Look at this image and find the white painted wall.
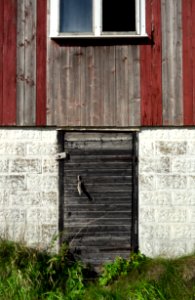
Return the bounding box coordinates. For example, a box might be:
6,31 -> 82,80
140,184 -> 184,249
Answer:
139,129 -> 195,257
0,128 -> 59,250
1,127 -> 195,258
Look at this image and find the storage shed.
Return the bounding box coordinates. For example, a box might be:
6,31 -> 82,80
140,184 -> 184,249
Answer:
0,0 -> 195,264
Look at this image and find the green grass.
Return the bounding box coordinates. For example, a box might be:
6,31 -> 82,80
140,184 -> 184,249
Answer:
0,239 -> 195,299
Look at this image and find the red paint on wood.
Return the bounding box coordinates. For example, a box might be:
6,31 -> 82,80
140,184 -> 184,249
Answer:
2,0 -> 17,125
36,0 -> 47,125
183,0 -> 195,125
140,0 -> 162,126
0,0 -> 4,124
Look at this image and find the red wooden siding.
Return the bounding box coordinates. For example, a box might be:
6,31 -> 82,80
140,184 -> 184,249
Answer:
1,0 -> 17,125
183,0 -> 195,125
0,0 -> 3,124
140,0 -> 162,126
36,0 -> 47,126
1,0 -> 195,127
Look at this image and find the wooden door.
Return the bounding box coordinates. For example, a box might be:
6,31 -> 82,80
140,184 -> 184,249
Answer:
63,132 -> 138,266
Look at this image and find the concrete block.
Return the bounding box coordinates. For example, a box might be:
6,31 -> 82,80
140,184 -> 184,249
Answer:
156,141 -> 187,156
172,191 -> 192,206
139,207 -> 155,222
10,192 -> 42,206
9,159 -> 42,174
27,143 -> 58,155
41,130 -> 57,142
157,208 -> 187,223
0,160 -> 9,173
5,176 -> 26,191
42,192 -> 58,206
139,175 -> 155,191
139,157 -> 170,173
43,159 -> 58,173
171,224 -> 192,240
0,143 -> 26,156
139,140 -> 155,157
140,191 -> 172,206
156,175 -> 187,189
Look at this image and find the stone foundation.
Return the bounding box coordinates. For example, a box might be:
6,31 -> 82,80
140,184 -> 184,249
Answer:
139,129 -> 195,257
0,128 -> 59,250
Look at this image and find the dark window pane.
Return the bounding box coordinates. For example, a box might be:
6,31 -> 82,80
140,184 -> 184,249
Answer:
60,0 -> 92,33
103,0 -> 135,32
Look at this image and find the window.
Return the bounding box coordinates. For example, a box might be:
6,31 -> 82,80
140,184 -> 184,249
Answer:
50,0 -> 146,38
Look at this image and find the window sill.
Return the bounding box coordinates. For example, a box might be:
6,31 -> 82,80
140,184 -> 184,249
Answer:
50,33 -> 148,39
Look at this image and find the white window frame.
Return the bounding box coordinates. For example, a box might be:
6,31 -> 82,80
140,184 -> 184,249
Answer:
50,0 -> 146,38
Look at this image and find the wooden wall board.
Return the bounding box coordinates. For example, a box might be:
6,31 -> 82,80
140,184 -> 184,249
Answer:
162,0 -> 183,125
183,0 -> 195,125
16,0 -> 25,125
0,0 -> 4,124
3,0 -> 17,125
36,0 -> 47,125
100,46 -> 117,126
140,0 -> 162,126
16,0 -> 36,125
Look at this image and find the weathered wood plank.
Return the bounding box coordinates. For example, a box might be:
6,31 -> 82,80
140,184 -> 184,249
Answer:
64,204 -> 132,212
47,1 -> 60,126
183,0 -> 195,125
17,0 -> 36,125
3,0 -> 17,125
141,0 -> 162,126
115,45 -> 140,126
130,46 -> 141,126
65,163 -> 132,170
16,0 -> 25,125
24,0 -> 36,125
116,45 -> 129,126
90,46 -> 104,126
69,237 -> 131,247
162,0 -> 183,125
65,211 -> 132,219
64,169 -> 132,177
36,0 -> 47,125
102,46 -> 116,126
0,0 -> 3,124
64,219 -> 131,226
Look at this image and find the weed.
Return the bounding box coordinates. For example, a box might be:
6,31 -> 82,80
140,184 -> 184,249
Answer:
99,251 -> 147,286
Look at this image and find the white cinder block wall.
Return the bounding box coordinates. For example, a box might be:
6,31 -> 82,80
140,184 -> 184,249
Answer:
0,129 -> 59,250
2,127 -> 195,258
139,129 -> 195,257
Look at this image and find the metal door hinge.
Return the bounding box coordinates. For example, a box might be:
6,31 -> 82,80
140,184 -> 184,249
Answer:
55,152 -> 68,160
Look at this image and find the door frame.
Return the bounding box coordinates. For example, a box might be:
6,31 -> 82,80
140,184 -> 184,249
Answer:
57,129 -> 139,253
